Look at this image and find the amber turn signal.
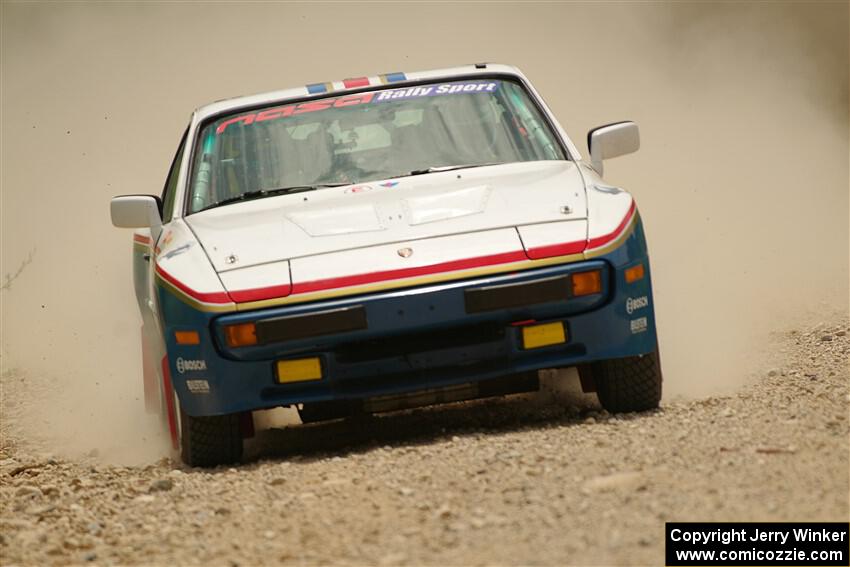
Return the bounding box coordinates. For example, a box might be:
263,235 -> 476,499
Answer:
174,330 -> 200,345
224,322 -> 257,348
625,263 -> 645,284
571,270 -> 602,296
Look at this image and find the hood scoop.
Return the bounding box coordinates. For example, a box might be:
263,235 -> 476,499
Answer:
403,185 -> 490,225
285,203 -> 384,236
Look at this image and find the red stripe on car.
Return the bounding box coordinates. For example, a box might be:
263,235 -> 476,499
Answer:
161,356 -> 179,451
155,264 -> 232,304
292,250 -> 529,295
227,284 -> 292,303
343,77 -> 370,88
525,239 -> 586,260
586,200 -> 637,250
520,200 -> 636,260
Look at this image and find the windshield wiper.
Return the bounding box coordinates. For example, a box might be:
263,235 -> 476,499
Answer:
202,183 -> 347,211
389,162 -> 504,179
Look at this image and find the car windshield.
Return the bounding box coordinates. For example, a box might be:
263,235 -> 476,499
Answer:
187,78 -> 567,213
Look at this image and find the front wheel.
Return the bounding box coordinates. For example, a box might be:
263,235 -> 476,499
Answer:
178,406 -> 243,467
590,349 -> 662,413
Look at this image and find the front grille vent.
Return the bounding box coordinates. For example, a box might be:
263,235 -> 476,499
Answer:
334,322 -> 505,363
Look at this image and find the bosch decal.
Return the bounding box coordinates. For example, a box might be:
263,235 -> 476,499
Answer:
626,296 -> 649,315
176,357 -> 207,374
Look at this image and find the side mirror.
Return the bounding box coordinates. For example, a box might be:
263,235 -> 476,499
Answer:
111,195 -> 163,240
587,121 -> 640,176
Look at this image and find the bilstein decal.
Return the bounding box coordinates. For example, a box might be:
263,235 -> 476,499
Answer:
630,317 -> 648,334
186,379 -> 210,394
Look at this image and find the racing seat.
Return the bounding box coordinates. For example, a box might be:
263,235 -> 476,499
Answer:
275,128 -> 335,185
389,107 -> 458,173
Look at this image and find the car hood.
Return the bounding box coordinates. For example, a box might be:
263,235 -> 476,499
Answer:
186,160 -> 588,276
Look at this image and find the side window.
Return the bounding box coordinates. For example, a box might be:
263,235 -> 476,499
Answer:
161,130 -> 188,223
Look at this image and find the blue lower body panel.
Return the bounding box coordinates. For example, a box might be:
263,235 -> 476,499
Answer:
160,220 -> 658,417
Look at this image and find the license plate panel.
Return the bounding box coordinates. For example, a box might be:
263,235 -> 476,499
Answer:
521,322 -> 566,349
276,357 -> 323,383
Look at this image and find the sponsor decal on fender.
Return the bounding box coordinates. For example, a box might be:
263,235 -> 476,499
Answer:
626,295 -> 649,315
186,379 -> 210,394
176,357 -> 207,374
630,317 -> 648,334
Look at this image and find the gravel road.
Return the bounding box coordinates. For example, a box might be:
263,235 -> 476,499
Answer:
2,319 -> 848,566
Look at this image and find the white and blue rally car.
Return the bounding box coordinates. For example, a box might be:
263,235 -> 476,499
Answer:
111,64 -> 661,467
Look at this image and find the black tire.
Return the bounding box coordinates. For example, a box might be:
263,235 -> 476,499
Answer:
179,406 -> 243,467
591,349 -> 662,413
297,401 -> 356,424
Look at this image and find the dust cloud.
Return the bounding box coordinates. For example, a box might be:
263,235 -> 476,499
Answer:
1,3 -> 847,463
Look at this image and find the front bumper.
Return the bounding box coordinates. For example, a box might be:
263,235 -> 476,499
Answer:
159,220 -> 657,417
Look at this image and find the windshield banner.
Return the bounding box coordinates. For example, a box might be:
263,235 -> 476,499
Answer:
372,81 -> 500,103
215,81 -> 501,135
